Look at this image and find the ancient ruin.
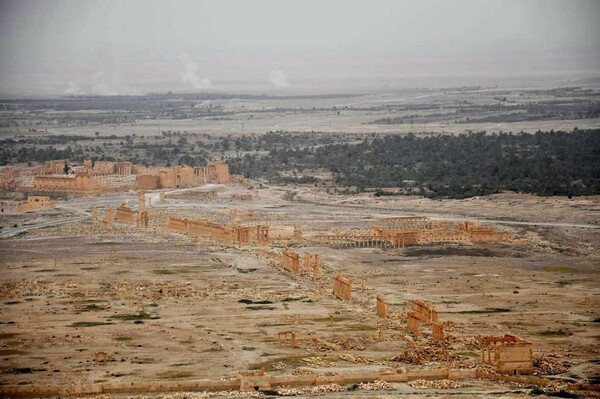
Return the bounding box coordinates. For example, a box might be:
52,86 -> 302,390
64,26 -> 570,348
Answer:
277,331 -> 298,348
282,247 -> 301,274
0,158 -> 594,398
411,300 -> 438,325
481,335 -> 534,374
407,311 -> 421,336
303,251 -> 321,280
114,204 -> 136,223
432,322 -> 445,342
376,295 -> 389,318
166,216 -> 269,247
332,273 -> 352,300
0,159 -> 236,194
0,195 -> 55,214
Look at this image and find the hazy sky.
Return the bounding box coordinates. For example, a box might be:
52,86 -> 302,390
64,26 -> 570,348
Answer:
1,0 -> 599,95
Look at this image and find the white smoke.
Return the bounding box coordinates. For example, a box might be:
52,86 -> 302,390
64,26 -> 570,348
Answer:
92,72 -> 119,95
64,81 -> 85,95
268,70 -> 290,88
178,54 -> 211,90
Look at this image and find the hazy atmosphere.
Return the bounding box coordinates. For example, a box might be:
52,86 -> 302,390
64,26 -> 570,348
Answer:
1,0 -> 599,96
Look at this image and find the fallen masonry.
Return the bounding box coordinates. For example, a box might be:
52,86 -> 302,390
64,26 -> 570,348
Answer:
0,367 -> 481,397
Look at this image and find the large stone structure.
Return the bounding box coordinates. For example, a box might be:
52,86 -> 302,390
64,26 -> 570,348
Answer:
432,322 -> 445,342
333,274 -> 352,300
0,367 -> 479,397
159,166 -> 195,188
136,175 -> 160,190
33,172 -> 97,192
462,221 -> 508,243
366,217 -> 508,246
407,311 -> 421,336
411,300 -> 438,325
480,335 -> 533,374
196,161 -> 230,184
114,204 -> 136,223
304,252 -> 321,280
4,159 -> 235,194
282,248 -> 300,274
0,196 -> 55,215
166,216 -> 269,247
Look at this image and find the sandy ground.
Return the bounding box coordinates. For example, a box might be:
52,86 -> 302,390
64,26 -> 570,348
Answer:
0,184 -> 599,397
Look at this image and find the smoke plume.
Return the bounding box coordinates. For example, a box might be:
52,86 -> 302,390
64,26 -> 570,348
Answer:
179,54 -> 212,90
268,70 -> 290,88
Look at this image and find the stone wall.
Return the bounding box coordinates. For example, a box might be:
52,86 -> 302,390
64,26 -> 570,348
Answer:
333,274 -> 352,300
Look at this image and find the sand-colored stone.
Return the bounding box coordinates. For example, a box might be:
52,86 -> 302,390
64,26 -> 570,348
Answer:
333,273 -> 352,300
0,196 -> 55,215
376,295 -> 388,318
481,334 -> 533,374
282,248 -> 300,274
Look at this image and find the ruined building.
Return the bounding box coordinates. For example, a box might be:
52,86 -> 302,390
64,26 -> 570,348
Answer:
195,161 -> 230,184
370,217 -> 507,245
0,196 -> 55,215
481,334 -> 533,374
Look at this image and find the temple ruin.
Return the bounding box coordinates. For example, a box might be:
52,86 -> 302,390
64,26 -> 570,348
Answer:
0,195 -> 55,215
480,335 -> 534,374
0,159 -> 237,194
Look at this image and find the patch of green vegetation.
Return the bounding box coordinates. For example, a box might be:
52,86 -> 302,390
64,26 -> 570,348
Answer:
4,301 -> 20,305
257,322 -> 288,327
131,357 -> 156,364
80,303 -> 108,312
115,270 -> 130,275
345,324 -> 377,332
114,335 -> 132,342
536,329 -> 572,337
499,321 -> 531,329
0,332 -> 19,340
545,265 -> 576,273
69,321 -> 114,328
0,349 -> 27,356
34,269 -> 58,273
3,367 -> 46,374
152,269 -> 175,275
455,308 -> 512,314
112,311 -> 156,321
157,371 -> 194,379
282,296 -> 307,302
54,273 -> 77,277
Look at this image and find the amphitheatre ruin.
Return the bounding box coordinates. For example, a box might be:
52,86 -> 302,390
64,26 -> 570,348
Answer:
0,157 -> 598,398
